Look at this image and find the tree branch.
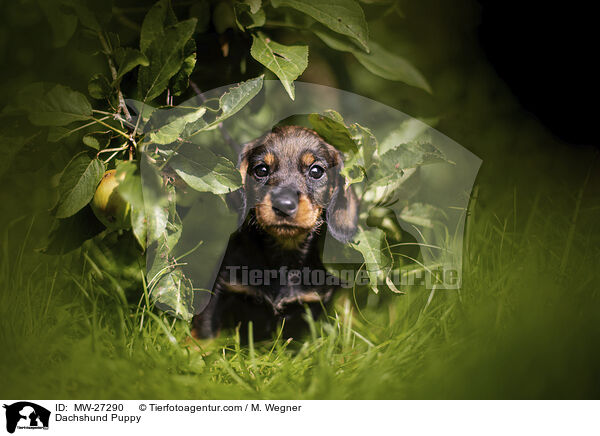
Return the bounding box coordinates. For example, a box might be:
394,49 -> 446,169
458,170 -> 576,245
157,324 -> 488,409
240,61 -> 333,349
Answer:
98,32 -> 132,122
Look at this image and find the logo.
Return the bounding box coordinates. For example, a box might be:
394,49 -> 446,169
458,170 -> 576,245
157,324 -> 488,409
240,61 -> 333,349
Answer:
3,402 -> 50,434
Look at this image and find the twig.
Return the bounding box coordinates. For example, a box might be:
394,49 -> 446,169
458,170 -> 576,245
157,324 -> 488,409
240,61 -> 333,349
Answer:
97,144 -> 129,156
97,31 -> 132,121
90,117 -> 130,140
93,109 -> 136,130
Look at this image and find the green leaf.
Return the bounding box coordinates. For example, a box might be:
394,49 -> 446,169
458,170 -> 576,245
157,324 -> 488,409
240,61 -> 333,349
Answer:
40,206 -> 105,255
309,110 -> 370,185
313,28 -> 430,92
379,117 -> 438,155
213,2 -> 236,33
250,33 -> 308,100
245,0 -> 262,14
235,2 -> 266,29
339,151 -> 366,185
189,0 -> 211,33
170,151 -> 242,194
378,142 -> 446,175
353,41 -> 431,92
149,107 -> 206,144
118,160 -> 179,251
152,185 -> 181,251
145,181 -> 192,320
138,18 -> 197,102
218,76 -> 264,122
351,228 -> 393,293
88,74 -> 113,100
55,152 -> 106,218
362,167 -> 416,205
186,76 -> 264,135
169,38 -> 196,96
47,125 -> 89,143
136,159 -> 170,248
150,267 -> 194,321
140,0 -> 178,53
62,0 -> 113,32
0,132 -> 38,179
351,122 -> 377,169
363,142 -> 447,203
20,84 -> 93,126
37,0 -> 77,48
63,0 -> 99,31
398,203 -> 445,229
144,200 -> 169,248
272,0 -> 369,51
82,132 -> 111,150
115,48 -> 149,81
308,110 -> 357,153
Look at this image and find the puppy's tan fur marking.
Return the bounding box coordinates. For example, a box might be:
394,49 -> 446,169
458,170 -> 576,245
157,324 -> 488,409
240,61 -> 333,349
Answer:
255,193 -> 322,249
255,193 -> 276,226
223,282 -> 256,296
239,126 -> 357,250
264,152 -> 276,166
239,159 -> 248,184
301,152 -> 316,167
295,194 -> 321,229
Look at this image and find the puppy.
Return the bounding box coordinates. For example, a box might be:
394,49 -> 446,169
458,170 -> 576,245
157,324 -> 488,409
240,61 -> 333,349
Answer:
191,125 -> 358,339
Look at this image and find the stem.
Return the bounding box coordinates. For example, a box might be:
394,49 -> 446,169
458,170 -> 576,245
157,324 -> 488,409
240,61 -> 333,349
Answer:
97,145 -> 129,155
58,117 -> 110,139
90,117 -> 130,140
263,20 -> 306,30
97,31 -> 132,121
103,149 -> 124,164
93,110 -> 136,130
98,143 -> 129,164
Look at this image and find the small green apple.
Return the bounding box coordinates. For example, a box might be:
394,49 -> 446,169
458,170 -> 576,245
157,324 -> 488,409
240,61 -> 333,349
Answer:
91,169 -> 131,230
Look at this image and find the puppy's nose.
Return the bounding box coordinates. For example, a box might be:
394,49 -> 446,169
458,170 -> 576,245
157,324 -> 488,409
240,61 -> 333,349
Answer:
271,189 -> 299,217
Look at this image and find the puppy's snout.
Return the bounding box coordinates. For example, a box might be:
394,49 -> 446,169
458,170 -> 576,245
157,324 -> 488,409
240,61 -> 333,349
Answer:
271,187 -> 299,217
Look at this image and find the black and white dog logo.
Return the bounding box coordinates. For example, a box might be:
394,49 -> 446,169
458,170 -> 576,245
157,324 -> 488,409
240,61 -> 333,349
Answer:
3,402 -> 50,434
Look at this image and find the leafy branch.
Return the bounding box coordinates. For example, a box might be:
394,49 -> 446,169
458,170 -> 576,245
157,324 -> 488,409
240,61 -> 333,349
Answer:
12,0 -> 442,319
97,31 -> 132,121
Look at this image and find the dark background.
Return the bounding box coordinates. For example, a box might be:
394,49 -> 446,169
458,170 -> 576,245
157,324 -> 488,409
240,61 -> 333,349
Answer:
478,1 -> 597,146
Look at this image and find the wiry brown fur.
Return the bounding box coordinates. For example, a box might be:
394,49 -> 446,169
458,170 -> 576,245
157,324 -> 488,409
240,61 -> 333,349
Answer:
191,126 -> 358,339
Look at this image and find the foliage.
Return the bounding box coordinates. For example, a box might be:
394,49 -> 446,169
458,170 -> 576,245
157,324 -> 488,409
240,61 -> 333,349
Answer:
2,0 -> 599,402
7,0 -> 438,319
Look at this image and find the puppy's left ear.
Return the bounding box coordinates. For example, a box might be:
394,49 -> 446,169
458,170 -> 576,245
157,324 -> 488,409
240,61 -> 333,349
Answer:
326,169 -> 359,244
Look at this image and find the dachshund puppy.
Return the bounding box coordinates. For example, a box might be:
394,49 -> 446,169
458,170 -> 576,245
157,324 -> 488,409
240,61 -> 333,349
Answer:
191,125 -> 358,339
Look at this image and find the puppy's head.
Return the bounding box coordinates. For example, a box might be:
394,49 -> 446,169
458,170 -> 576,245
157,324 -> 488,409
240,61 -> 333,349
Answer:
239,125 -> 358,248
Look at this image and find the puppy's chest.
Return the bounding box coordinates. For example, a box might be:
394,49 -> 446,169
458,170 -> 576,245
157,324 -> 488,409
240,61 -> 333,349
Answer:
218,231 -> 334,313
220,260 -> 333,312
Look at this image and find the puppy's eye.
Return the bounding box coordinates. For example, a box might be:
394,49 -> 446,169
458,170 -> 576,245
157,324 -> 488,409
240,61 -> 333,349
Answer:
253,164 -> 269,178
309,164 -> 325,179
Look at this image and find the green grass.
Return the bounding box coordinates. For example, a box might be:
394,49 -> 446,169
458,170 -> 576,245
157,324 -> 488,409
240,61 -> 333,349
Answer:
1,152 -> 599,399
1,0 -> 598,401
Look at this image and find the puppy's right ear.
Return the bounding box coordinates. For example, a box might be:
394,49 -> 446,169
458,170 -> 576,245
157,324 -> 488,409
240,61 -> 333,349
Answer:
232,139 -> 260,225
